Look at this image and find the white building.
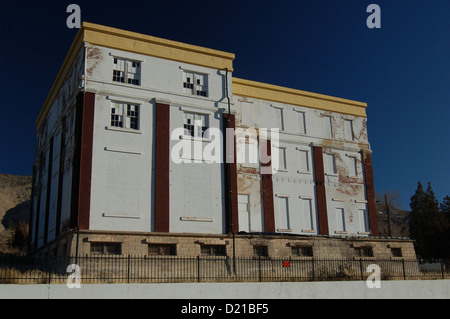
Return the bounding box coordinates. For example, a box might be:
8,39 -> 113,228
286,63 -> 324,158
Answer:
29,23 -> 416,260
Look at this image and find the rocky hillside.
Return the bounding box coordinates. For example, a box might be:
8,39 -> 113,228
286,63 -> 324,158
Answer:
0,174 -> 32,251
0,174 -> 32,230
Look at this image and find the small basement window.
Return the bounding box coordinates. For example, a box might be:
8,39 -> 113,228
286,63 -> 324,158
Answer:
292,246 -> 313,257
90,242 -> 122,255
253,245 -> 269,257
391,248 -> 403,258
148,244 -> 177,256
355,246 -> 374,258
201,245 -> 226,256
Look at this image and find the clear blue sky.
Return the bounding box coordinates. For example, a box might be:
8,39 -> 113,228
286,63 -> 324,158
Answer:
1,0 -> 449,209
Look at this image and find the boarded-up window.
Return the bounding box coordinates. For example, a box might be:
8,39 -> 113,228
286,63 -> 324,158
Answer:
348,156 -> 358,177
274,107 -> 284,131
324,153 -> 337,174
324,115 -> 333,138
360,209 -> 369,233
238,194 -> 250,232
241,102 -> 253,126
302,198 -> 314,230
278,147 -> 287,170
298,150 -> 309,173
336,208 -> 346,232
277,197 -> 290,230
297,111 -> 306,134
344,119 -> 354,141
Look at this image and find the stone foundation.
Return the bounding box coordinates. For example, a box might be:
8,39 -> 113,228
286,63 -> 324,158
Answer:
37,230 -> 417,260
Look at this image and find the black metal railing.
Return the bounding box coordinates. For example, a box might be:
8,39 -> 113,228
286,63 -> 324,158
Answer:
0,253 -> 449,284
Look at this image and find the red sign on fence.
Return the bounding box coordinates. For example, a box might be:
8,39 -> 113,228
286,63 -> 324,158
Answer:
283,261 -> 290,268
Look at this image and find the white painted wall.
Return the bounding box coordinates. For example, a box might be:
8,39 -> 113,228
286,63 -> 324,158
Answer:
86,44 -> 232,234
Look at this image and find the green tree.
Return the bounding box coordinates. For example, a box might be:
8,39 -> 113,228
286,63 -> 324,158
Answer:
409,182 -> 448,259
440,195 -> 450,258
440,195 -> 450,214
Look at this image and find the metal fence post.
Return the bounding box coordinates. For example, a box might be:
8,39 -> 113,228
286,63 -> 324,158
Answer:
258,256 -> 262,282
359,259 -> 364,281
197,255 -> 200,283
441,260 -> 445,280
312,258 -> 315,281
127,255 -> 131,283
402,259 -> 406,280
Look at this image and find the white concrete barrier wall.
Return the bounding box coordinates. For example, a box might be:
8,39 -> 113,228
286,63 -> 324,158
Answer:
1,280 -> 450,299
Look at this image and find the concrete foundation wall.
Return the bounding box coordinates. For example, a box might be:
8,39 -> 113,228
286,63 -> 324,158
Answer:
2,280 -> 449,299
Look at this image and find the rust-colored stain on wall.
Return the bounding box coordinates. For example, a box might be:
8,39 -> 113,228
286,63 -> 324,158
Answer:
86,46 -> 103,76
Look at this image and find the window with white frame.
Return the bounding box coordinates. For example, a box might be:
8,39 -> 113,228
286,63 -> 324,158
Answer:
110,102 -> 140,130
113,57 -> 141,86
183,112 -> 209,138
183,71 -> 208,97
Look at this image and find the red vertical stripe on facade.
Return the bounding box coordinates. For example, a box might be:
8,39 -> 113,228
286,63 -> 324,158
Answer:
77,92 -> 95,230
313,146 -> 329,236
223,113 -> 239,234
154,102 -> 170,233
362,150 -> 379,236
260,139 -> 275,233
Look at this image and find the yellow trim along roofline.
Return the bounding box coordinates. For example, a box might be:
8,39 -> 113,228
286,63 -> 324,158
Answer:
82,22 -> 235,71
232,77 -> 367,118
35,22 -> 235,130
